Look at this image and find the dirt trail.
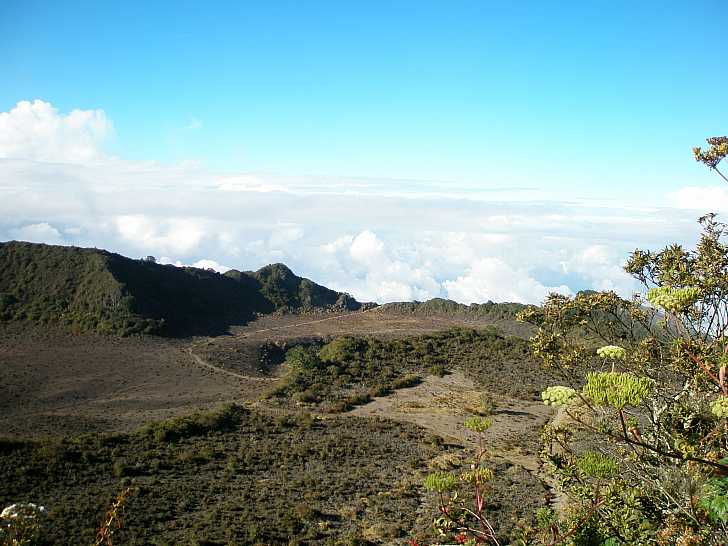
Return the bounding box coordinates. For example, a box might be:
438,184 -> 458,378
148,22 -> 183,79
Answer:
185,308 -> 417,381
185,310 -> 370,377
350,371 -> 548,452
186,346 -> 276,381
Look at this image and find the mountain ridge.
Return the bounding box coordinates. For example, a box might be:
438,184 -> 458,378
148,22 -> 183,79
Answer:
0,241 -> 364,336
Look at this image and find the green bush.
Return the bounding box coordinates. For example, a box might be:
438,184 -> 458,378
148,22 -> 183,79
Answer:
272,327 -> 555,413
391,373 -> 421,390
138,404 -> 246,443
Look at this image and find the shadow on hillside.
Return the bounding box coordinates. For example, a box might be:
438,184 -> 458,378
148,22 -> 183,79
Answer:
106,255 -> 274,337
160,314 -> 258,338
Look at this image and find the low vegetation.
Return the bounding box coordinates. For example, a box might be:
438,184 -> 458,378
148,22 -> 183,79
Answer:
269,327 -> 567,413
0,405 -> 451,545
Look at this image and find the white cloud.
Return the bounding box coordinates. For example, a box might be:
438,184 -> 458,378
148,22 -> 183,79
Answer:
444,258 -> 571,304
321,235 -> 354,253
321,230 -> 443,302
668,186 -> 728,212
192,259 -> 230,272
560,244 -> 637,295
10,222 -> 63,244
0,100 -> 113,162
114,215 -> 205,255
218,174 -> 288,193
268,224 -> 304,248
0,99 -> 717,306
349,230 -> 385,264
158,257 -> 231,273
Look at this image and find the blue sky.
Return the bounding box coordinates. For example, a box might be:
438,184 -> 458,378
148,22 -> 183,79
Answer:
1,1 -> 727,303
3,1 -> 726,192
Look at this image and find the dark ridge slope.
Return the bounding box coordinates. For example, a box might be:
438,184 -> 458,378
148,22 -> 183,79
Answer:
0,242 -> 361,336
104,253 -> 273,334
232,263 -> 361,312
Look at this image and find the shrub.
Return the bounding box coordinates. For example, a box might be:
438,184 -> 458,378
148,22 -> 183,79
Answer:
392,374 -> 421,390
319,337 -> 366,363
112,459 -> 129,478
415,137 -> 728,545
477,392 -> 497,415
138,404 -> 245,443
516,204 -> 728,542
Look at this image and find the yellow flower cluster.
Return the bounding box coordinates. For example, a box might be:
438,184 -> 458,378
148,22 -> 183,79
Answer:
583,371 -> 653,409
463,416 -> 492,433
710,396 -> 728,418
423,471 -> 459,493
694,137 -> 728,169
460,467 -> 494,483
597,345 -> 626,360
541,385 -> 577,407
646,286 -> 700,313
576,451 -> 619,478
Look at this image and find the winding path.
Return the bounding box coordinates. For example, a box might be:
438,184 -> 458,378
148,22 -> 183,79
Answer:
185,309 -> 379,380
186,346 -> 275,381
185,309 -> 383,379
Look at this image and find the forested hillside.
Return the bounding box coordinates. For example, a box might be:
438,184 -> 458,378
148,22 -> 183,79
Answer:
227,263 -> 361,312
0,242 -> 362,336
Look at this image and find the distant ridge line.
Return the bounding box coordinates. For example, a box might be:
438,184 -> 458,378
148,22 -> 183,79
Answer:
0,240 -> 365,337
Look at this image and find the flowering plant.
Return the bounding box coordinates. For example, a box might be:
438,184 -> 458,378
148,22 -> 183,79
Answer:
0,503 -> 46,546
595,345 -> 626,360
517,214 -> 728,544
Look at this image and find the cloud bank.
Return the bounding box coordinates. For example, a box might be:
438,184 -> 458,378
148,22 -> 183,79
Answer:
0,100 -> 714,304
0,99 -> 113,162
